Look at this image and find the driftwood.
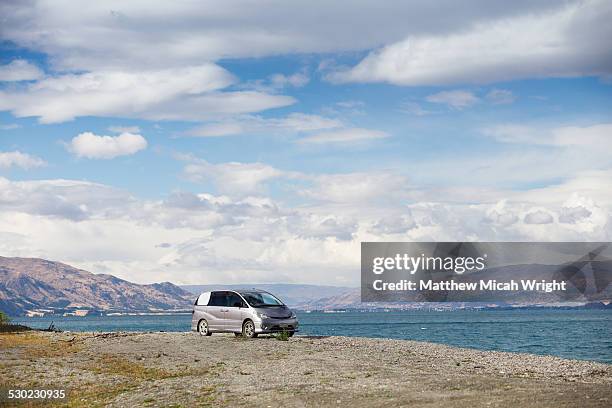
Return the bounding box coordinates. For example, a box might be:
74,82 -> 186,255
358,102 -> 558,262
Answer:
40,321 -> 62,332
92,332 -> 136,339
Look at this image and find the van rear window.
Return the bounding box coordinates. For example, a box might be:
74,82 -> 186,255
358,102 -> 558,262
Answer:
196,292 -> 211,306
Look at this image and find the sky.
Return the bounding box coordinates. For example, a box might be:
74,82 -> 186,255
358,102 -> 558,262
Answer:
0,0 -> 611,286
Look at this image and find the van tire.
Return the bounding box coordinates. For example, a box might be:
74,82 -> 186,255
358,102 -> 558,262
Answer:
197,319 -> 211,336
242,320 -> 258,338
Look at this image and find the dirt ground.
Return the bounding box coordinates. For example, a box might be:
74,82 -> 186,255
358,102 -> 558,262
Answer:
0,331 -> 610,407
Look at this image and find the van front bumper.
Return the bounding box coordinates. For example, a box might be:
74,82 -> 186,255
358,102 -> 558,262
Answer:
255,318 -> 299,333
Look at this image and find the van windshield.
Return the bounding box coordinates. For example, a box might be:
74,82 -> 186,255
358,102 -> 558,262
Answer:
240,292 -> 284,307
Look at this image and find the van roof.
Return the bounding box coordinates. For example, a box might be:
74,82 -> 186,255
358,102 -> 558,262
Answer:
201,288 -> 269,294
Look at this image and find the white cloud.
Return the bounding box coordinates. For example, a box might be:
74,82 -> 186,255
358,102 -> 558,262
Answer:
143,91 -> 295,122
321,100 -> 366,116
484,200 -> 519,227
408,147 -> 612,190
524,209 -> 554,224
67,132 -> 148,159
370,214 -> 416,235
404,123 -> 612,189
298,128 -> 388,144
1,2 -> 598,125
0,65 -> 229,123
484,123 -> 612,150
486,89 -> 516,104
108,125 -> 140,134
517,170 -> 612,208
399,101 -> 433,116
286,214 -> 357,241
240,70 -> 310,94
300,172 -> 409,203
0,60 -> 44,81
426,90 -> 479,109
1,1 -> 559,71
278,113 -> 343,132
0,123 -> 21,130
0,151 -> 46,170
556,194 -> 608,234
559,206 -> 591,224
0,177 -> 133,220
0,176 -> 362,284
268,71 -> 310,89
180,156 -> 291,196
0,65 -> 294,123
189,122 -> 246,138
336,100 -> 364,109
188,113 -> 343,138
482,124 -> 540,144
551,124 -> 612,149
330,0 -> 612,85
0,169 -> 611,285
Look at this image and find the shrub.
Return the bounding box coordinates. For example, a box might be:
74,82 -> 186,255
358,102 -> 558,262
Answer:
276,330 -> 290,341
0,311 -> 9,325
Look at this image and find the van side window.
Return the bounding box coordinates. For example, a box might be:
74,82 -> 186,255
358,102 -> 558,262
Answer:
227,293 -> 245,308
208,291 -> 227,307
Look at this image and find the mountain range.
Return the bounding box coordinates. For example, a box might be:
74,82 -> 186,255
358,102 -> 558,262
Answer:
180,284 -> 355,308
0,256 -> 362,315
1,255 -> 610,316
0,256 -> 194,315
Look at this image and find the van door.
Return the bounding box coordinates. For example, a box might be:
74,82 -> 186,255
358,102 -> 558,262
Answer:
226,292 -> 246,332
207,291 -> 228,331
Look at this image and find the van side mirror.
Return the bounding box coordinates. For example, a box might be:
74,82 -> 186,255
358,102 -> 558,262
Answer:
233,302 -> 243,308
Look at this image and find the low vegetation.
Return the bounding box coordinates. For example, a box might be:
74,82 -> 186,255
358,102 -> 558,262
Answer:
86,354 -> 178,380
0,311 -> 34,333
85,353 -> 212,381
0,332 -> 48,349
65,382 -> 139,408
0,332 -> 81,357
275,330 -> 290,341
1,333 -> 218,407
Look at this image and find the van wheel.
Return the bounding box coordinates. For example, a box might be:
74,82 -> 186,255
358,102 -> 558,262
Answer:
197,319 -> 211,336
242,320 -> 257,338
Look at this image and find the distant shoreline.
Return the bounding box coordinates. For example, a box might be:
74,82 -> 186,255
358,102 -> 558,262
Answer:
9,302 -> 612,318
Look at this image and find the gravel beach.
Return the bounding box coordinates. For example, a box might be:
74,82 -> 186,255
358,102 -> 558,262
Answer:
1,331 -> 610,407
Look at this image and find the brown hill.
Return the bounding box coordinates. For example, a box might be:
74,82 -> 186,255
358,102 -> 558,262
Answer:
0,256 -> 194,315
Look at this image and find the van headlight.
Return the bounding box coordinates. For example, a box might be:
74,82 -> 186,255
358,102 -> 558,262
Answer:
290,311 -> 297,319
257,312 -> 269,319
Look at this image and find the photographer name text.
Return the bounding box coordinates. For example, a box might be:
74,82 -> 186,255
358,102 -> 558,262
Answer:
373,279 -> 567,292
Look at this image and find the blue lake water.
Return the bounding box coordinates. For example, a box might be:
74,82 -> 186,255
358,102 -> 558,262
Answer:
12,309 -> 612,364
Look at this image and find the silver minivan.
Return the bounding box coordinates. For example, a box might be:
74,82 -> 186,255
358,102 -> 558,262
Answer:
191,289 -> 298,338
